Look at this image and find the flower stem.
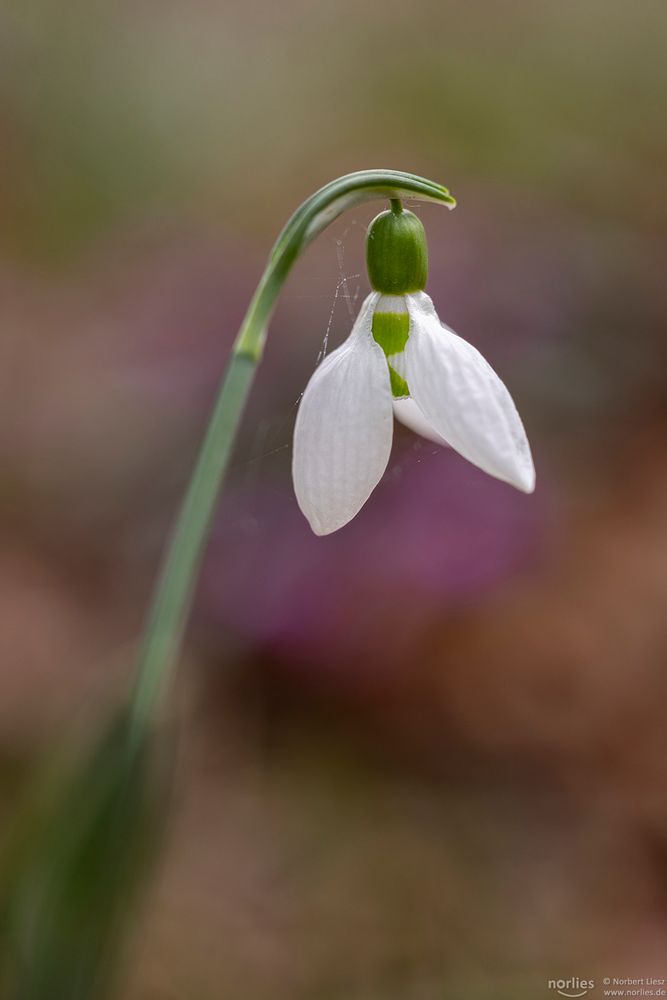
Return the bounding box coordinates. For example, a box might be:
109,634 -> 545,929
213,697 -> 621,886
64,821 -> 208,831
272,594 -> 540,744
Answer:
127,171 -> 456,740
128,350 -> 256,737
128,274 -> 276,739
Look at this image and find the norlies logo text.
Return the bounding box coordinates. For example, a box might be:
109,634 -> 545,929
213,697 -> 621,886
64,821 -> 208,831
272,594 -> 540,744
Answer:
548,978 -> 595,998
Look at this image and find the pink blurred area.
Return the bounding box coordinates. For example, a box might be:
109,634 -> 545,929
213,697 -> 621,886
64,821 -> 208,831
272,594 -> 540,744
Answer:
1,1 -> 667,996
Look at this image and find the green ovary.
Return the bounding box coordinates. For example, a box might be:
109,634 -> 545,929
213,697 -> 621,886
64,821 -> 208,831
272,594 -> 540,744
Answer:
372,311 -> 410,398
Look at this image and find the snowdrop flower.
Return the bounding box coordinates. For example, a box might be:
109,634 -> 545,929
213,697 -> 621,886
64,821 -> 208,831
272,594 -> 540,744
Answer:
293,200 -> 535,535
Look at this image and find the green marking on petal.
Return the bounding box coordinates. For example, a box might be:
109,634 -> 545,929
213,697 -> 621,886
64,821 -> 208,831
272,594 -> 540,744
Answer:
372,311 -> 410,356
388,364 -> 409,398
372,311 -> 410,399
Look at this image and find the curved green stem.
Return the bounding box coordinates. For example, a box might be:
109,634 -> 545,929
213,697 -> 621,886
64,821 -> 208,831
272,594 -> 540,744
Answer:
128,170 -> 455,738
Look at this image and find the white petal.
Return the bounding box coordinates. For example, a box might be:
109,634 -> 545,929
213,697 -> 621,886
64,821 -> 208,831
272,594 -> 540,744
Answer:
293,293 -> 394,534
375,294 -> 407,314
404,292 -> 535,492
392,397 -> 449,447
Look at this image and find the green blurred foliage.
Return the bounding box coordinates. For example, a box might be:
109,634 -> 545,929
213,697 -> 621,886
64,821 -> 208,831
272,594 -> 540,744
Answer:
0,713 -> 171,1000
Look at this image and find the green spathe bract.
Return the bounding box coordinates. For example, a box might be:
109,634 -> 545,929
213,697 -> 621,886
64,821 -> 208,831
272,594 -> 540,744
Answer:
366,202 -> 428,294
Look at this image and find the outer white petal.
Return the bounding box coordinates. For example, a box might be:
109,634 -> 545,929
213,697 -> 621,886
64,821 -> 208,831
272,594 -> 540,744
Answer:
392,397 -> 449,447
293,293 -> 394,534
404,292 -> 535,492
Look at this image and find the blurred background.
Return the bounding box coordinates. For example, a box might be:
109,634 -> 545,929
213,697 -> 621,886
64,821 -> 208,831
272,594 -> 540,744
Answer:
1,0 -> 667,996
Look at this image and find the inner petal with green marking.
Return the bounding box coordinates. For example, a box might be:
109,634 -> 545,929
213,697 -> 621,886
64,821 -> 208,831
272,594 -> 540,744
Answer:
371,297 -> 411,399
